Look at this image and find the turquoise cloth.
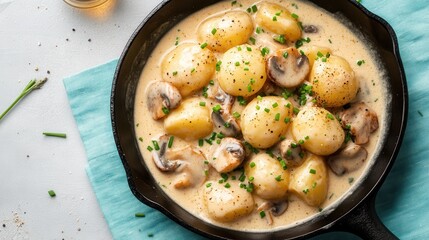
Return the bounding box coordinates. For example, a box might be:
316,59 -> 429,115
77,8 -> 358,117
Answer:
63,1 -> 429,239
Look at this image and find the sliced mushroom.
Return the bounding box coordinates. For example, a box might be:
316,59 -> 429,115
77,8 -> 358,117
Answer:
210,84 -> 241,137
146,81 -> 182,120
211,111 -> 241,137
152,135 -> 208,188
210,137 -> 245,173
152,135 -> 180,172
278,139 -> 304,167
257,200 -> 289,225
338,102 -> 379,145
327,142 -> 368,176
267,47 -> 310,88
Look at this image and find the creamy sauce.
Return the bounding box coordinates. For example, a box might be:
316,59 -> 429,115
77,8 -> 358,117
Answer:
134,0 -> 388,231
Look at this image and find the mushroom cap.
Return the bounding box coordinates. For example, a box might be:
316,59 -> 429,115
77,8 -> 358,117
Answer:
339,102 -> 379,145
327,142 -> 368,176
210,137 -> 245,173
146,81 -> 182,120
267,47 -> 310,88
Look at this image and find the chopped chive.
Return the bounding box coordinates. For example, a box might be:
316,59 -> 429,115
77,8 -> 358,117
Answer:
348,177 -> 355,184
152,140 -> 160,150
162,107 -> 170,115
200,42 -> 208,49
211,28 -> 217,35
237,96 -> 247,105
264,108 -> 270,113
293,107 -> 300,114
284,117 -> 290,123
280,159 -> 287,170
212,105 -> 222,112
135,212 -> 146,217
257,95 -> 263,101
249,176 -> 254,181
224,183 -> 231,188
249,37 -> 256,45
275,175 -> 283,181
172,71 -> 178,76
209,80 -> 215,85
357,60 -> 366,66
198,139 -> 204,147
199,101 -> 206,106
138,137 -> 143,142
243,67 -> 249,71
303,189 -> 309,194
168,136 -> 174,148
43,132 -> 67,138
273,35 -> 286,44
312,182 -> 317,188
48,190 -> 56,197
256,26 -> 263,34
309,169 -> 316,174
256,105 -> 260,110
272,16 -> 277,21
275,113 -> 280,121
246,46 -> 252,51
259,210 -> 266,218
235,61 -> 240,66
283,51 -> 289,58
298,139 -> 305,145
216,61 -> 222,71
261,47 -> 270,57
272,102 -> 279,108
224,122 -> 231,128
326,113 -> 335,120
291,13 -> 299,19
247,84 -> 252,92
147,146 -> 154,151
233,111 -> 241,118
250,162 -> 256,168
251,5 -> 258,12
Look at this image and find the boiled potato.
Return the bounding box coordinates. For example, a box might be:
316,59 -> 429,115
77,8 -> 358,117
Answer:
164,98 -> 213,140
291,106 -> 344,156
217,44 -> 267,97
245,153 -> 290,200
289,154 -> 328,207
299,45 -> 331,68
255,2 -> 302,41
203,180 -> 254,222
198,11 -> 253,53
310,55 -> 358,107
241,96 -> 292,148
161,43 -> 216,96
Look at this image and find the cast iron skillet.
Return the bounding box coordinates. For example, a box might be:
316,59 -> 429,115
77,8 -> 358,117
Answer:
111,0 -> 407,239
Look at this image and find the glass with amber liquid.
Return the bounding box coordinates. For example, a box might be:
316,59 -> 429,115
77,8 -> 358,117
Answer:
63,0 -> 109,8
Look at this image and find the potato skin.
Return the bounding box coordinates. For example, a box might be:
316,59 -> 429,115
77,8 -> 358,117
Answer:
291,106 -> 344,156
198,11 -> 254,53
241,96 -> 292,149
217,44 -> 267,97
161,43 -> 216,96
289,154 -> 328,207
300,45 -> 331,69
310,55 -> 358,107
255,2 -> 302,41
164,98 -> 213,140
203,180 -> 254,222
245,153 -> 290,200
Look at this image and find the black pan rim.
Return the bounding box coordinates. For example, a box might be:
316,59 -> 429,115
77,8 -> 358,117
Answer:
110,0 -> 408,239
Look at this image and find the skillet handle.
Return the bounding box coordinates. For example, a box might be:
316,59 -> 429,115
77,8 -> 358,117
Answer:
332,193 -> 398,240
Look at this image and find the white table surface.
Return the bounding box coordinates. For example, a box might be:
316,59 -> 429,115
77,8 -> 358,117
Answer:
0,0 -> 162,239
